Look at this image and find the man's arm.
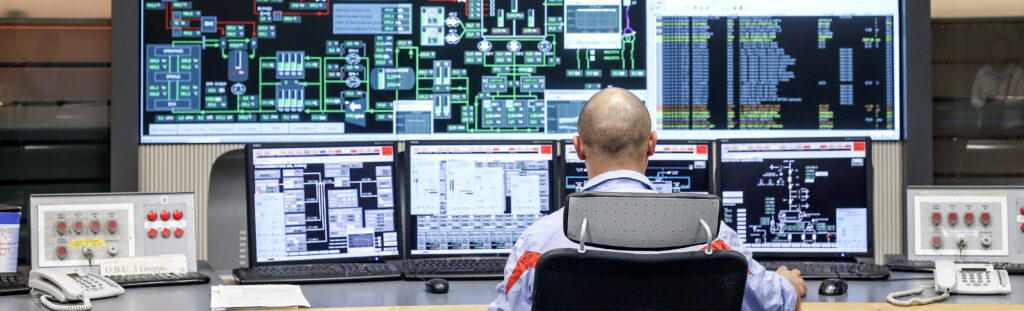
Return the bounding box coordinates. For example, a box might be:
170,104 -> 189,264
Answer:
776,266 -> 807,311
488,231 -> 540,311
717,223 -> 804,311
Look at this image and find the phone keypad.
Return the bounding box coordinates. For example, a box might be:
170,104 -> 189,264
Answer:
959,270 -> 992,287
73,275 -> 110,293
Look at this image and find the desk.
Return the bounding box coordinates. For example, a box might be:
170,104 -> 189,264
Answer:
3,267 -> 1024,310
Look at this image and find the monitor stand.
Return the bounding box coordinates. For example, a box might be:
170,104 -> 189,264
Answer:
206,148 -> 246,275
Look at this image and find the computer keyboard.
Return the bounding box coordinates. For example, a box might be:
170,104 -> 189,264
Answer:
106,272 -> 211,288
0,272 -> 28,295
759,261 -> 891,280
884,254 -> 1024,274
233,263 -> 402,284
403,257 -> 508,280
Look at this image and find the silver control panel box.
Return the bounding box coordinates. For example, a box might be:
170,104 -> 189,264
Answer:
907,186 -> 1024,263
31,192 -> 199,272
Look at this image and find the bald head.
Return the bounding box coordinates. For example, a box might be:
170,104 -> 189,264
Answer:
575,88 -> 656,177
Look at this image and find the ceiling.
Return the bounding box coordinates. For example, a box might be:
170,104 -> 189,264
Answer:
0,1 -> 1022,22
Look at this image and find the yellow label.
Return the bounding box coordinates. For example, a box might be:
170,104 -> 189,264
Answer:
69,239 -> 106,247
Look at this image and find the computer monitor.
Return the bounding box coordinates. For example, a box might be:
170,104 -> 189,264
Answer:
245,142 -> 401,264
138,0 -> 902,143
405,140 -> 556,257
562,140 -> 713,196
717,138 -> 871,259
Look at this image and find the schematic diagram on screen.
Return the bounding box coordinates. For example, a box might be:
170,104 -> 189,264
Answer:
140,0 -> 647,142
746,160 -> 838,246
252,161 -> 398,259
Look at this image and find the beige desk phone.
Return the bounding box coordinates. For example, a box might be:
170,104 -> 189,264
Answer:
934,260 -> 1011,295
888,260 -> 1012,306
28,268 -> 124,311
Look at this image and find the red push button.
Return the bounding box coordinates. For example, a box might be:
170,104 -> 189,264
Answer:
948,213 -> 958,225
931,213 -> 942,225
56,246 -> 68,259
1021,223 -> 1024,232
107,220 -> 117,233
161,228 -> 172,238
174,228 -> 184,238
148,228 -> 158,238
965,213 -> 975,225
1020,206 -> 1024,215
160,210 -> 171,221
73,221 -> 84,233
56,222 -> 67,234
147,211 -> 158,221
173,210 -> 183,220
932,237 -> 942,248
982,213 -> 991,225
90,221 -> 101,233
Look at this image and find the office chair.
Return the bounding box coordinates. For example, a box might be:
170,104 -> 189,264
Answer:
532,192 -> 748,311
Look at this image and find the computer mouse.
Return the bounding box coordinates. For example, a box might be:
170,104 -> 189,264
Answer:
818,278 -> 848,296
425,278 -> 449,294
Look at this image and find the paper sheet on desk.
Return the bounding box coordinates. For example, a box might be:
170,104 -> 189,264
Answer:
210,284 -> 311,310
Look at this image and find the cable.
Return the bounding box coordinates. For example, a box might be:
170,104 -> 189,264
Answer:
886,286 -> 949,307
38,294 -> 91,311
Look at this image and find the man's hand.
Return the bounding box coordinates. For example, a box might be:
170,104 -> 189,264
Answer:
776,266 -> 807,297
776,266 -> 806,311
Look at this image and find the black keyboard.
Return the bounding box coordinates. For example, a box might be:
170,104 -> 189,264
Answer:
403,257 -> 507,280
0,272 -> 28,295
106,272 -> 211,288
759,261 -> 891,280
885,254 -> 1024,274
233,263 -> 401,284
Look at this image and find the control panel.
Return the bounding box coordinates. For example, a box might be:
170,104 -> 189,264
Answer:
30,193 -> 199,272
908,186 -> 1024,263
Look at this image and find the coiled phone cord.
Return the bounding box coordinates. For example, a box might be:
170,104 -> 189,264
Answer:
886,286 -> 949,307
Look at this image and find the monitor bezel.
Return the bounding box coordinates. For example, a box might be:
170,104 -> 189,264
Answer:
245,141 -> 403,266
715,137 -> 874,260
558,139 -> 717,207
402,139 -> 559,259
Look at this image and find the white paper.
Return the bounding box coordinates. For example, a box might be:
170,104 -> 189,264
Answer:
210,284 -> 311,310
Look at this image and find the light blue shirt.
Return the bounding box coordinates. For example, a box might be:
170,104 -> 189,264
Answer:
579,169 -> 655,192
488,170 -> 799,311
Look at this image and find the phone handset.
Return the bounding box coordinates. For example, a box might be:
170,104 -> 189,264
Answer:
888,260 -> 1012,306
28,268 -> 124,311
934,260 -> 958,293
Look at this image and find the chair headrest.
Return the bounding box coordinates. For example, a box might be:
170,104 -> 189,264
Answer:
563,191 -> 721,251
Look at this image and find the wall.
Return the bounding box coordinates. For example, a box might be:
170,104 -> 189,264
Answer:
140,142 -> 905,263
0,0 -> 110,19
932,0 -> 1024,19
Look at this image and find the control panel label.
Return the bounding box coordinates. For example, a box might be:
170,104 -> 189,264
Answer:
69,239 -> 107,247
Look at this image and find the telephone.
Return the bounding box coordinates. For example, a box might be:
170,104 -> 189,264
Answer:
28,268 -> 124,311
888,260 -> 1011,306
934,260 -> 1011,295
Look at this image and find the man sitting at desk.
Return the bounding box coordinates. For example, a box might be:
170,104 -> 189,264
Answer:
488,88 -> 807,311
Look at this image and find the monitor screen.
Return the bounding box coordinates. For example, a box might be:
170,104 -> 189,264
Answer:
247,143 -> 400,263
563,141 -> 712,194
646,0 -> 901,140
139,0 -> 901,143
406,141 -> 556,256
718,139 -> 870,257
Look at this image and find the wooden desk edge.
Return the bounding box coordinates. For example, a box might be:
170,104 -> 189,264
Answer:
264,303 -> 1024,311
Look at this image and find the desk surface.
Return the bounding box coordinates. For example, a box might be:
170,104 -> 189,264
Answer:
3,264 -> 1024,310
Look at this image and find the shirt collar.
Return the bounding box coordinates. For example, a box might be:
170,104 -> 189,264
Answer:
581,170 -> 655,191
